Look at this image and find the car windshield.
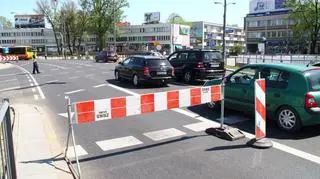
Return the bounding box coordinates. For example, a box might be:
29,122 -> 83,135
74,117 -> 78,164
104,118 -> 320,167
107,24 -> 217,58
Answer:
145,59 -> 170,67
203,52 -> 223,62
305,69 -> 320,91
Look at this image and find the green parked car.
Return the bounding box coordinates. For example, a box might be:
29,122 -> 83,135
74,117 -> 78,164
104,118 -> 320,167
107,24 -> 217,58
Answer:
204,63 -> 320,132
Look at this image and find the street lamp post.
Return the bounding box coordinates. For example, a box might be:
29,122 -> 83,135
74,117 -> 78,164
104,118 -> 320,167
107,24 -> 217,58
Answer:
214,0 -> 235,62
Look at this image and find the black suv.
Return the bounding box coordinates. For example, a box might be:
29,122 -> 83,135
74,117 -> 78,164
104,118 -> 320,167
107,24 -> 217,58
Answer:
168,50 -> 226,83
114,55 -> 174,86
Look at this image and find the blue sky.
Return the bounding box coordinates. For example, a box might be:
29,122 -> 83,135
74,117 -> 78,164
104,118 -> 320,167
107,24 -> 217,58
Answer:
0,0 -> 249,27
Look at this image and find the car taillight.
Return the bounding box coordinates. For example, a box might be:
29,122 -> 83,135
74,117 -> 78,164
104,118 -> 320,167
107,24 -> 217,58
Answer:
305,93 -> 318,108
197,62 -> 204,68
144,67 -> 150,75
172,67 -> 175,76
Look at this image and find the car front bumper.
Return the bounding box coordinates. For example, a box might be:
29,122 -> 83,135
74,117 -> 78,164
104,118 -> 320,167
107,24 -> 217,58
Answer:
194,69 -> 226,79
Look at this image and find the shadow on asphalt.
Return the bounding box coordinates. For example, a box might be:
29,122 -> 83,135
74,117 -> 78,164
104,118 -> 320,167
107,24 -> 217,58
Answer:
106,79 -> 171,89
0,81 -> 67,92
70,134 -> 208,164
187,105 -> 320,140
205,144 -> 250,151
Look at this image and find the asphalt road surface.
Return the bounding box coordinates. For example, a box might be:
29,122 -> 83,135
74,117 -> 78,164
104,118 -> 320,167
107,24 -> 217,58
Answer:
1,59 -> 320,179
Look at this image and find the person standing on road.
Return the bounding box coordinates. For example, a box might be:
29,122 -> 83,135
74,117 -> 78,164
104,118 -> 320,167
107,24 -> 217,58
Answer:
32,53 -> 40,74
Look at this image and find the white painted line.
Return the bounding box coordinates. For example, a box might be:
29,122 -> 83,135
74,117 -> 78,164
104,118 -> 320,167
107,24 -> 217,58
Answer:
68,76 -> 80,79
58,112 -> 74,119
34,94 -> 39,101
184,122 -> 219,132
107,84 -> 139,96
60,72 -> 69,75
30,83 -> 34,86
0,86 -> 20,92
96,136 -> 143,152
46,80 -> 59,83
0,79 -> 17,83
65,145 -> 88,158
143,128 -> 186,141
215,116 -> 250,124
106,80 -> 320,166
14,65 -> 46,100
28,79 -> 32,82
93,84 -> 107,88
51,68 -> 59,71
102,71 -> 110,74
64,89 -> 85,95
32,88 -> 36,92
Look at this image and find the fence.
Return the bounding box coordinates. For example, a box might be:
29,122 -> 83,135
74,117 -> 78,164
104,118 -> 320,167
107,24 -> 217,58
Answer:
232,54 -> 320,66
0,99 -> 17,179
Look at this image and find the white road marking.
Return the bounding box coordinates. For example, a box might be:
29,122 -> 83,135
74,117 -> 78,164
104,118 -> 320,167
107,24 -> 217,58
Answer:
108,83 -> 320,166
51,68 -> 59,71
28,79 -> 32,82
68,76 -> 80,79
0,86 -> 20,92
34,94 -> 39,101
143,128 -> 186,141
93,84 -> 107,88
46,80 -> 59,83
85,74 -> 94,78
64,89 -> 85,95
32,88 -> 36,92
96,136 -> 143,152
0,79 -> 17,83
107,84 -> 139,96
60,72 -> 69,75
7,65 -> 46,99
183,122 -> 218,132
102,71 -> 110,74
30,83 -> 34,86
58,112 -> 74,118
64,145 -> 88,158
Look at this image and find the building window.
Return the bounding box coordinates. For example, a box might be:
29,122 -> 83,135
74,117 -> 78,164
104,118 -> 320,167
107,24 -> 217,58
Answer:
272,31 -> 277,37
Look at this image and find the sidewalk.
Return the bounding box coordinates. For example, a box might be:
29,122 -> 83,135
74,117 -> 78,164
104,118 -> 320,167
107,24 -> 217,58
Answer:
12,104 -> 72,179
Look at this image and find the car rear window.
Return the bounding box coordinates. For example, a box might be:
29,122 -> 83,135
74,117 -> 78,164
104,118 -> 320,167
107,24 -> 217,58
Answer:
145,59 -> 170,67
203,52 -> 223,62
305,69 -> 320,91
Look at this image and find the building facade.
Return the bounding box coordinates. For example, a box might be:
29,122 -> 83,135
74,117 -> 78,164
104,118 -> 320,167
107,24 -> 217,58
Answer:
190,21 -> 245,51
244,0 -> 307,54
107,23 -> 190,54
0,23 -> 190,55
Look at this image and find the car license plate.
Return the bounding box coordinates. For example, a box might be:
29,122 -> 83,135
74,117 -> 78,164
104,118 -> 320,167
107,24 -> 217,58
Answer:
211,64 -> 219,67
157,71 -> 167,75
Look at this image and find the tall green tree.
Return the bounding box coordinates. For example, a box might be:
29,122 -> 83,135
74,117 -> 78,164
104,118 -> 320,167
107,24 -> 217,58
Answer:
0,16 -> 12,30
85,0 -> 129,51
35,0 -> 62,55
167,13 -> 192,27
286,0 -> 320,54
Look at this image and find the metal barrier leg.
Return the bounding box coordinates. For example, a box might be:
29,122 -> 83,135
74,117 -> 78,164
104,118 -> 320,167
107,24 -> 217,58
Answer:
64,96 -> 81,179
205,77 -> 245,141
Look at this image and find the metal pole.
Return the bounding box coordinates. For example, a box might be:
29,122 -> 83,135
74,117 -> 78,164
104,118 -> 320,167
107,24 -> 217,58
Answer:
3,99 -> 17,179
66,97 -> 81,178
222,0 -> 227,63
220,76 -> 226,128
113,0 -> 117,53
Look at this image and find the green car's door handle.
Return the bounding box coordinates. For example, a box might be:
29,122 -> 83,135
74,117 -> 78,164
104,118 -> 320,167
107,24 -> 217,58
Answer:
274,93 -> 280,98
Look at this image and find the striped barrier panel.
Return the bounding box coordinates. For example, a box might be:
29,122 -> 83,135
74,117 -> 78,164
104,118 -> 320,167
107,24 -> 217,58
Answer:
0,55 -> 19,62
255,78 -> 266,139
73,85 -> 221,124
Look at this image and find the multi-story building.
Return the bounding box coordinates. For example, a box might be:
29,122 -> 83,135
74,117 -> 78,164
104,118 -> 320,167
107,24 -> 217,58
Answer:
107,23 -> 190,54
244,0 -> 304,54
190,21 -> 245,51
0,23 -> 190,55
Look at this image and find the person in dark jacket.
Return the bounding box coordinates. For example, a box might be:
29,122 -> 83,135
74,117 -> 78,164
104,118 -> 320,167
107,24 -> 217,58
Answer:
32,54 -> 40,74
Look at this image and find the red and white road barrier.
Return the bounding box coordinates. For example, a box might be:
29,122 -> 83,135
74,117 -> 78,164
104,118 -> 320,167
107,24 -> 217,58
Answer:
0,55 -> 19,61
74,85 -> 221,124
255,78 -> 266,139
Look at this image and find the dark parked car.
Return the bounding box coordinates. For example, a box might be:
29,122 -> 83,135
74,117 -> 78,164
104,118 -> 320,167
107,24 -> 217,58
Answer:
95,51 -> 118,62
167,50 -> 226,83
135,51 -> 165,58
114,55 -> 174,86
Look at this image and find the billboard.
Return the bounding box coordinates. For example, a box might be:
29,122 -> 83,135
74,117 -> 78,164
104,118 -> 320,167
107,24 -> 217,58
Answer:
144,12 -> 160,23
249,0 -> 288,14
15,14 -> 45,28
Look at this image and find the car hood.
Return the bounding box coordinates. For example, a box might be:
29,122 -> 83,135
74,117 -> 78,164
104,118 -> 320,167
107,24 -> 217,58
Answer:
204,79 -> 222,86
